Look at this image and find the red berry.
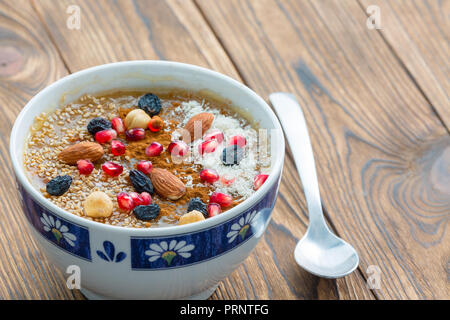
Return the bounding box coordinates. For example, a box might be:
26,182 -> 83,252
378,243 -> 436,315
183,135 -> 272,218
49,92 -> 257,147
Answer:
220,174 -> 236,186
198,139 -> 219,155
129,192 -> 140,203
137,160 -> 153,174
117,192 -> 134,211
207,203 -> 222,217
125,128 -> 145,141
168,140 -> 189,157
129,192 -> 144,208
210,192 -> 233,208
228,135 -> 247,148
101,161 -> 123,176
95,129 -> 117,144
77,159 -> 94,175
200,168 -> 219,184
254,174 -> 269,190
148,123 -> 159,132
112,117 -> 125,134
203,129 -> 224,143
145,142 -> 163,157
140,192 -> 152,205
110,140 -> 126,156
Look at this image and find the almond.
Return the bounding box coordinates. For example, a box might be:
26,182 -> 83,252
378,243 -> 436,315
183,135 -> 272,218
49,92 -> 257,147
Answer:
183,112 -> 214,143
149,168 -> 186,200
58,141 -> 104,165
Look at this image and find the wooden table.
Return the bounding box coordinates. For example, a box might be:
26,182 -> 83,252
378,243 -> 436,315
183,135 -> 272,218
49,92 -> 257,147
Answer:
0,0 -> 448,300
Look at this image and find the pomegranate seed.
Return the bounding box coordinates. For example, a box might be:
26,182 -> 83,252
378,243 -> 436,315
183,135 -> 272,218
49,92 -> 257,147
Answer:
118,191 -> 151,211
220,174 -> 236,186
207,203 -> 222,217
112,117 -> 125,134
198,139 -> 219,155
110,140 -> 126,156
125,128 -> 145,141
117,192 -> 134,211
137,160 -> 153,174
203,129 -> 224,143
254,174 -> 269,190
210,192 -> 233,208
77,159 -> 94,175
101,161 -> 123,176
145,142 -> 163,157
200,168 -> 219,184
129,192 -> 144,208
168,140 -> 189,157
140,192 -> 152,205
129,192 -> 140,202
228,135 -> 247,148
95,129 -> 117,144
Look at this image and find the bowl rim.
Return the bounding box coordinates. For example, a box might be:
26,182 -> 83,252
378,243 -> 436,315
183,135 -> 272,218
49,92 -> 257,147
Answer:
10,60 -> 285,236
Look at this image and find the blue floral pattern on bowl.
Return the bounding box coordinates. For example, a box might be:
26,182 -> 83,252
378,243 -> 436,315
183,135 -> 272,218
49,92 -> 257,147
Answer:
20,184 -> 91,261
130,177 -> 280,270
97,241 -> 127,263
40,213 -> 77,247
18,172 -> 280,269
145,240 -> 195,266
226,210 -> 258,243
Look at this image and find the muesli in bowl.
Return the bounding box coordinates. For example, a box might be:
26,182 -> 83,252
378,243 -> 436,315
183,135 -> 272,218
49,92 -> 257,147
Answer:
24,89 -> 271,228
10,61 -> 284,299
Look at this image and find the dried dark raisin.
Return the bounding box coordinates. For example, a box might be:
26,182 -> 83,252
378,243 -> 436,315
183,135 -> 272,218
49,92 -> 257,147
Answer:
46,175 -> 72,196
187,198 -> 207,217
222,145 -> 244,166
87,117 -> 112,135
138,93 -> 162,116
133,204 -> 160,221
129,169 -> 154,194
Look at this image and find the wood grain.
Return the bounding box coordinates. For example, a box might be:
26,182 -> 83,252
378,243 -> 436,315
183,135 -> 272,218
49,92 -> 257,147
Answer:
0,0 -> 86,299
32,0 -> 240,77
359,0 -> 450,129
3,0 -> 445,300
24,0 -> 373,299
196,0 -> 450,299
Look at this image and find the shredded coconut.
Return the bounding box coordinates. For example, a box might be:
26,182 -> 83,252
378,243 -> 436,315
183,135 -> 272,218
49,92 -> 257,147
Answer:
173,100 -> 271,200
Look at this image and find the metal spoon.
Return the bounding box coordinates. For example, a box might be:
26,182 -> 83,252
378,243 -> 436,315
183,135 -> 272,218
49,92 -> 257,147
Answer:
269,92 -> 359,278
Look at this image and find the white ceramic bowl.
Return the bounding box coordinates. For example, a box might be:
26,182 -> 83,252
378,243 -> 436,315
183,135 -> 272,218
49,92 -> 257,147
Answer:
9,61 -> 284,299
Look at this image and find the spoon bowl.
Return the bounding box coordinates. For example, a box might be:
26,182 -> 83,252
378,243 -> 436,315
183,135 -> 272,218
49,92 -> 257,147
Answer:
294,228 -> 359,278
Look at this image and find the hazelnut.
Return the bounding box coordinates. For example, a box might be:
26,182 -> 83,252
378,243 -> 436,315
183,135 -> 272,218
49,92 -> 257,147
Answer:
149,116 -> 164,132
178,210 -> 205,225
84,191 -> 113,218
125,109 -> 151,129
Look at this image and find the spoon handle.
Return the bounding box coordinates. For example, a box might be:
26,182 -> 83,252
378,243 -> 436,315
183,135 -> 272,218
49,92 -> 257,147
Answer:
269,93 -> 327,228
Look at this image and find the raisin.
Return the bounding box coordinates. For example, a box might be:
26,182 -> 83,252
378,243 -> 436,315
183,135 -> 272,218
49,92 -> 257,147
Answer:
138,93 -> 162,116
187,198 -> 207,217
87,117 -> 112,135
46,175 -> 72,196
133,204 -> 160,221
129,169 -> 154,194
222,145 -> 244,166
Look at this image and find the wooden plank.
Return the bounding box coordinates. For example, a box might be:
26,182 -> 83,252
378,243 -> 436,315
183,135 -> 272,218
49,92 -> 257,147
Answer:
359,0 -> 450,128
196,0 -> 450,299
28,0 -> 374,299
0,0 -> 86,299
32,0 -> 240,76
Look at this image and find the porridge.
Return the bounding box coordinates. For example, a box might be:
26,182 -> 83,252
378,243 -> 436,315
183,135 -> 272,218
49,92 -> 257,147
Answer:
23,90 -> 271,228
